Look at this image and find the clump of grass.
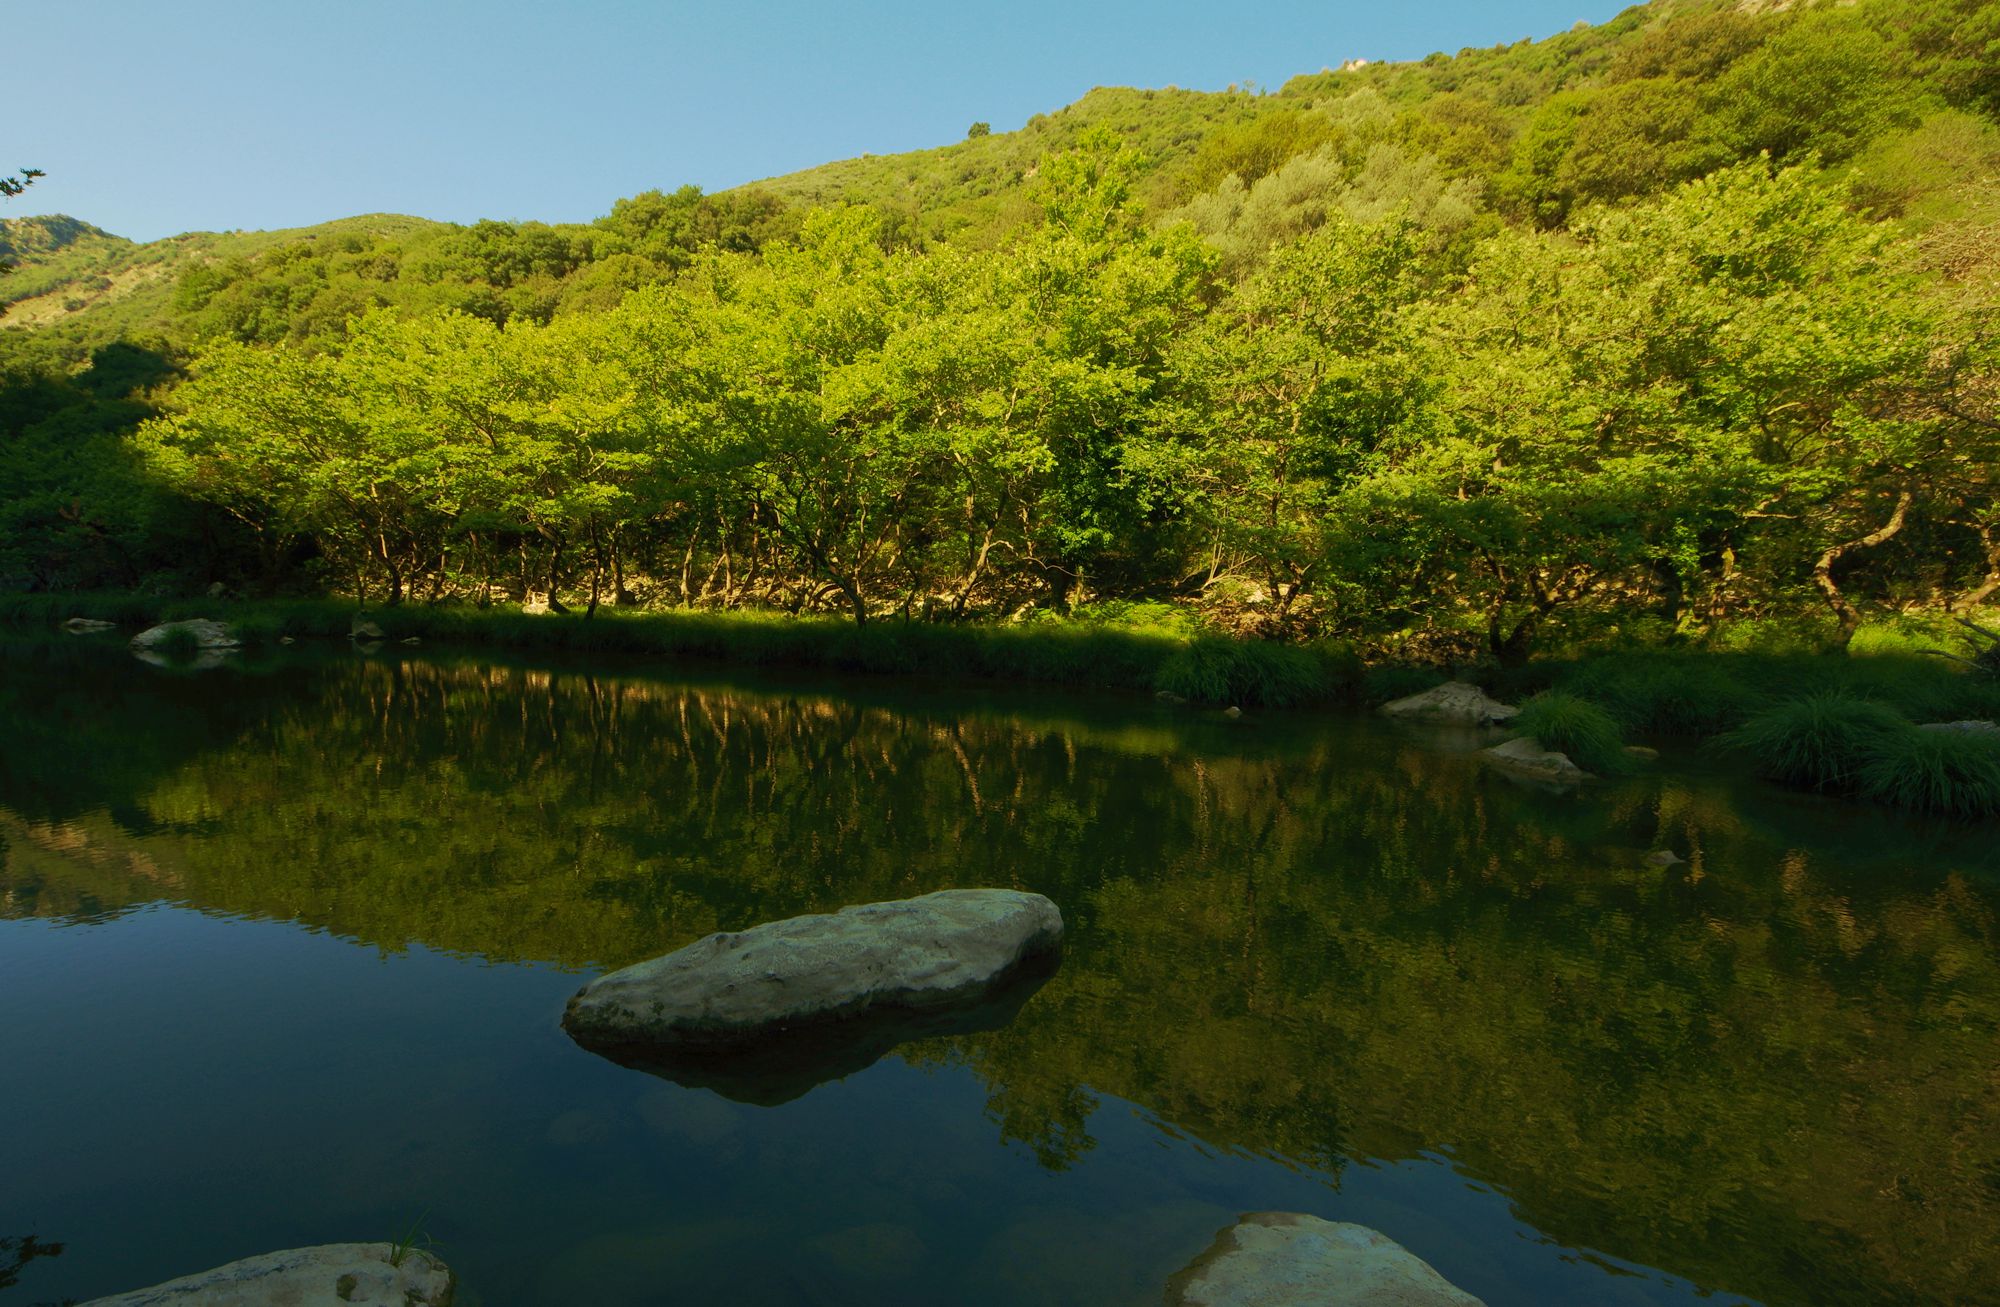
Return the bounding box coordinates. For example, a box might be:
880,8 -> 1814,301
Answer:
151,625 -> 204,659
1153,636 -> 1335,707
1720,693 -> 1908,792
1856,728 -> 2000,817
1513,691 -> 1631,774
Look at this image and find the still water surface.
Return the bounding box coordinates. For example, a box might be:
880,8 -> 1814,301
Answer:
2,640 -> 1996,1306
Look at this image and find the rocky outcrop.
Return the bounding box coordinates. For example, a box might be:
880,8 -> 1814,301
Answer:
128,620 -> 239,652
1481,736 -> 1587,784
81,1243 -> 453,1306
564,890 -> 1063,1099
1166,1214 -> 1483,1307
1380,683 -> 1517,726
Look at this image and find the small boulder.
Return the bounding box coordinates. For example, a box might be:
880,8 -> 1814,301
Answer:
62,617 -> 117,634
1481,736 -> 1587,784
1381,682 -> 1517,727
1918,720 -> 1999,737
80,1242 -> 453,1306
1156,690 -> 1189,705
129,619 -> 239,652
1643,849 -> 1685,868
1223,706 -> 1244,719
1166,1214 -> 1483,1307
205,581 -> 226,599
1623,745 -> 1661,761
401,636 -> 422,646
565,889 -> 1062,1055
350,614 -> 385,640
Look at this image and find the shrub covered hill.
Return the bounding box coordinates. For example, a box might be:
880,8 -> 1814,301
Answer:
2,0 -> 1997,664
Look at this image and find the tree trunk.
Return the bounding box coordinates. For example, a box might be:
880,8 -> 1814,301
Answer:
1815,489 -> 1914,645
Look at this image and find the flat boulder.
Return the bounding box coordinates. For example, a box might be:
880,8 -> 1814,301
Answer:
564,889 -> 1063,1055
1380,682 -> 1517,726
1481,736 -> 1587,784
81,1242 -> 453,1306
63,617 -> 117,634
129,619 -> 239,651
1918,720 -> 1999,737
1167,1214 -> 1483,1307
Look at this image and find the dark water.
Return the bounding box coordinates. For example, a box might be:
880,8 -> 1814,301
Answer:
3,640 -> 1997,1306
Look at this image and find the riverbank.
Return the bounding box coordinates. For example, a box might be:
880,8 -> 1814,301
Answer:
8,593 -> 1998,815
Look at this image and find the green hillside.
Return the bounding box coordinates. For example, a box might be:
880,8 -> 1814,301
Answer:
1,0 -> 1995,713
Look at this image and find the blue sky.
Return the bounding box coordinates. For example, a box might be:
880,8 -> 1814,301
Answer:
11,0 -> 1630,242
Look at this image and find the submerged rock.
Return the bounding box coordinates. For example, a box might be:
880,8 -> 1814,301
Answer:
128,619 -> 239,652
1166,1214 -> 1483,1307
1481,736 -> 1587,784
81,1242 -> 454,1306
1381,682 -> 1517,727
1918,720 -> 1999,737
62,617 -> 116,634
564,889 -> 1063,1099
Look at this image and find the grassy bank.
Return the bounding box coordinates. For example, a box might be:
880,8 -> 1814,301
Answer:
9,593 -> 1998,816
0,593 -> 1358,708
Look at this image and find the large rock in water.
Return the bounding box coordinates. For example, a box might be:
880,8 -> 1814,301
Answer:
128,619 -> 239,651
1166,1215 -> 1483,1307
564,889 -> 1063,1102
81,1243 -> 454,1306
1380,682 -> 1517,726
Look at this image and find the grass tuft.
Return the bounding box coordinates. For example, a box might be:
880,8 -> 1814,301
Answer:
1153,636 -> 1339,708
1513,691 -> 1631,774
1720,694 -> 1908,792
1856,728 -> 2000,817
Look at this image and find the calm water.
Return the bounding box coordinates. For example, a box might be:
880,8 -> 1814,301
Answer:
3,639 -> 1997,1306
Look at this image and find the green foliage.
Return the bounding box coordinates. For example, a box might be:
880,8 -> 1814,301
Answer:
1722,694 -> 1910,792
1856,726 -> 2000,816
1513,691 -> 1630,774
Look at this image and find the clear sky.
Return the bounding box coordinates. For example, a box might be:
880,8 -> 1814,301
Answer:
10,0 -> 1632,243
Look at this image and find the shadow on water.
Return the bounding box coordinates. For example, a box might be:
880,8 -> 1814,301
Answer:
3,642 -> 1998,1306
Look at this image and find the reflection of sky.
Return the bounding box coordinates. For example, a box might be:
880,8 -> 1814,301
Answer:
5,907 -> 1738,1306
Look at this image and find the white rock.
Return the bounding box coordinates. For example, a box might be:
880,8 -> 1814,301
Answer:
128,619 -> 239,651
1167,1215 -> 1482,1307
1481,736 -> 1587,783
81,1242 -> 453,1306
1380,682 -> 1517,726
564,889 -> 1063,1050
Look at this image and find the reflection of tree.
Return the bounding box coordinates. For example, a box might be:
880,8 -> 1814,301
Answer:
0,1233 -> 64,1293
4,651 -> 1999,1305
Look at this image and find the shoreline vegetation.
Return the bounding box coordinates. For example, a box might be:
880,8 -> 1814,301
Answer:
9,592 -> 1999,817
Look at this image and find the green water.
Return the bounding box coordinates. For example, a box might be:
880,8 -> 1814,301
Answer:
2,640 -> 1996,1305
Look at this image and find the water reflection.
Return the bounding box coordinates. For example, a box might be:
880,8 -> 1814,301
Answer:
2,644 -> 1996,1307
